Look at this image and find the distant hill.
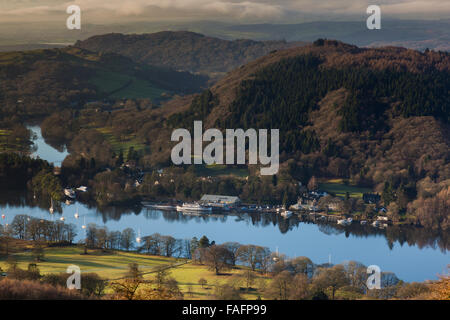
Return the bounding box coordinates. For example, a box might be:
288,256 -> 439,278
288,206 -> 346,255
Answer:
0,44 -> 67,52
151,40 -> 449,228
75,31 -> 304,80
0,46 -> 208,119
212,20 -> 450,52
159,40 -> 449,204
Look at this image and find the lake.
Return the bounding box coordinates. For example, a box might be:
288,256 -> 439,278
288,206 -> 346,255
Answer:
29,125 -> 68,167
5,125 -> 446,283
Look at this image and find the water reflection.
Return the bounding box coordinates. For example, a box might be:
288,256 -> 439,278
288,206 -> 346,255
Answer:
1,188 -> 447,253
28,125 -> 68,166
0,189 -> 448,282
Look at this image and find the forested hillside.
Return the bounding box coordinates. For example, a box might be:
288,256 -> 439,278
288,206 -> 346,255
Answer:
166,40 -> 449,229
0,46 -> 207,122
74,31 -> 301,79
1,38 -> 447,229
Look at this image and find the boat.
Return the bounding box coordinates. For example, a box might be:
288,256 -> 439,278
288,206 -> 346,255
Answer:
337,219 -> 351,226
64,188 -> 76,199
60,216 -> 65,222
76,186 -> 88,192
280,210 -> 293,218
360,220 -> 367,225
176,203 -> 212,213
372,221 -> 381,227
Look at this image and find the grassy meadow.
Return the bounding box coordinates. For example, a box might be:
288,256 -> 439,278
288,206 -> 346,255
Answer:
0,245 -> 268,300
89,70 -> 169,100
96,127 -> 147,160
319,178 -> 372,199
195,164 -> 249,178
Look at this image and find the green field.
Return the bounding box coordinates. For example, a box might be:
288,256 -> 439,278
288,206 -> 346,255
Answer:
195,164 -> 249,178
319,179 -> 372,198
89,70 -> 169,100
96,127 -> 147,160
0,129 -> 30,153
0,246 -> 176,279
0,246 -> 268,300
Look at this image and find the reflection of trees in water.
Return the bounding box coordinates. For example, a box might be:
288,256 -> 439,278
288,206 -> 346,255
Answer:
0,189 -> 448,252
0,188 -> 63,214
95,205 -> 142,224
109,209 -> 450,251
144,209 -> 161,220
318,224 -> 345,236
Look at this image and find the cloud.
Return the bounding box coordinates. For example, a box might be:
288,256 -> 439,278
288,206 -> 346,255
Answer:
0,0 -> 449,23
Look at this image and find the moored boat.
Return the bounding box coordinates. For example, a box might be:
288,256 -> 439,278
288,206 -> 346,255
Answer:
176,203 -> 212,213
64,188 -> 76,199
280,210 -> 293,218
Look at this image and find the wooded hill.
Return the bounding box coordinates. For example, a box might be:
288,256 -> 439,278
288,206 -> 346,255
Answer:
74,31 -> 302,80
162,40 -> 449,228
1,37 -> 448,229
0,46 -> 207,122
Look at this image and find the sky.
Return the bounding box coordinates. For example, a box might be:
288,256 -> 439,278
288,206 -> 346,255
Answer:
0,0 -> 449,24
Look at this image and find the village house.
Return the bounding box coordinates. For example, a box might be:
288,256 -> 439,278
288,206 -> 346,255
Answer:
363,193 -> 381,204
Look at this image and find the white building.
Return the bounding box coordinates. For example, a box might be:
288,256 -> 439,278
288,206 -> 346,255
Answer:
200,195 -> 241,208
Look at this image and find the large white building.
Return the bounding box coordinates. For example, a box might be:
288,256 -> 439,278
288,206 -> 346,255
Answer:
200,195 -> 241,208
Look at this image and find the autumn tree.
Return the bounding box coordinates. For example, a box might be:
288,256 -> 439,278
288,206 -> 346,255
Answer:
312,265 -> 349,300
120,228 -> 135,251
236,245 -> 271,272
307,176 -> 318,191
266,270 -> 293,300
111,263 -> 144,300
203,245 -> 233,275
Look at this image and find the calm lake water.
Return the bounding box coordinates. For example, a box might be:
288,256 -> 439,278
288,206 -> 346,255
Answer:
7,126 -> 446,283
29,125 -> 68,167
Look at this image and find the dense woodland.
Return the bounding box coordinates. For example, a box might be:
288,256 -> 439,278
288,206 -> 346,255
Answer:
167,43 -> 449,229
0,47 -> 207,123
0,39 -> 448,231
75,31 -> 297,79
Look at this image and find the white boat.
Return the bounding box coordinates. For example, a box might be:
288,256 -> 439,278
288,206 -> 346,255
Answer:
76,186 -> 88,192
372,221 -> 381,227
337,219 -> 350,226
280,210 -> 293,218
64,188 -> 76,199
176,203 -> 212,213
